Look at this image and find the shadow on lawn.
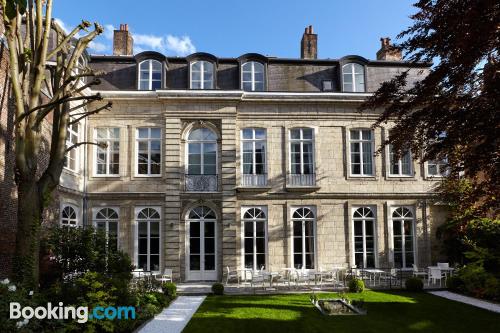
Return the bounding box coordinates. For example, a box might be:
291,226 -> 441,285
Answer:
183,292 -> 500,333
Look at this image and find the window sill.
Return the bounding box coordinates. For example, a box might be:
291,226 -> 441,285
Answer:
92,175 -> 121,179
285,185 -> 320,192
62,168 -> 81,177
347,175 -> 377,180
236,186 -> 272,193
386,176 -> 416,181
134,174 -> 162,178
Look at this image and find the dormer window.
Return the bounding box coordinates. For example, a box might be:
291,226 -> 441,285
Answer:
139,59 -> 162,90
342,63 -> 365,92
190,61 -> 214,89
242,61 -> 265,91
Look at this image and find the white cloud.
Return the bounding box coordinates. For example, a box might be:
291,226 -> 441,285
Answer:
165,35 -> 196,56
88,41 -> 108,53
133,33 -> 164,50
104,24 -> 116,40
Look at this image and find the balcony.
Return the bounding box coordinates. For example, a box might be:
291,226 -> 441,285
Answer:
185,175 -> 218,192
240,174 -> 268,187
286,173 -> 318,191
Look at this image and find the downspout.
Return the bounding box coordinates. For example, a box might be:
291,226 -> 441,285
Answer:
82,116 -> 88,226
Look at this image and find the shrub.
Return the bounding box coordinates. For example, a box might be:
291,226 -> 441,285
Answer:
162,282 -> 177,299
405,277 -> 424,292
446,275 -> 465,292
348,278 -> 364,293
212,282 -> 224,295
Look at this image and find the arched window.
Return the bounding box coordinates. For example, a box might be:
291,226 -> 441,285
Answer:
292,207 -> 315,269
352,207 -> 376,268
242,207 -> 267,271
392,207 -> 415,268
61,204 -> 78,227
342,63 -> 365,92
94,208 -> 119,250
190,61 -> 214,89
241,61 -> 265,91
187,206 -> 217,280
136,207 -> 161,272
139,59 -> 162,90
187,128 -> 217,176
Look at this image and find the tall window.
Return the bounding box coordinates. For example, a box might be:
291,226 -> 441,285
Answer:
389,145 -> 412,176
342,63 -> 365,92
292,207 -> 315,269
290,128 -> 314,175
95,128 -> 120,175
136,128 -> 161,176
139,60 -> 162,90
427,158 -> 448,177
187,128 -> 217,175
64,122 -> 79,171
242,207 -> 267,271
241,61 -> 265,91
241,128 -> 266,175
353,207 -> 376,268
61,204 -> 78,227
392,207 -> 415,268
190,61 -> 214,89
94,208 -> 119,251
350,129 -> 374,176
136,207 -> 160,272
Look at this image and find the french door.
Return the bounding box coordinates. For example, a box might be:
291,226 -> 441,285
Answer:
187,206 -> 217,280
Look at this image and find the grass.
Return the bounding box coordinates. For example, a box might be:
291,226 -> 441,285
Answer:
183,290 -> 500,333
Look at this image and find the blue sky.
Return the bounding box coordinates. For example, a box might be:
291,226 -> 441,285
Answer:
53,0 -> 416,59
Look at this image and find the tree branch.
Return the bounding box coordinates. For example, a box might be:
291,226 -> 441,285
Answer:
68,102 -> 112,125
65,141 -> 105,153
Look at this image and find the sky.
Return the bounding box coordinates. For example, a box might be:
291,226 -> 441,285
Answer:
52,0 -> 417,59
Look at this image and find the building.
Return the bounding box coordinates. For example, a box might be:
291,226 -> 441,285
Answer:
3,23 -> 449,281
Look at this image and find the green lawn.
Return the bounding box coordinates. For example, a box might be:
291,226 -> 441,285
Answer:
183,291 -> 500,333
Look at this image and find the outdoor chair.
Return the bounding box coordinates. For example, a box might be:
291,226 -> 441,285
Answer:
225,266 -> 239,285
428,267 -> 446,287
155,268 -> 173,283
437,262 -> 449,269
250,270 -> 266,289
412,264 -> 428,282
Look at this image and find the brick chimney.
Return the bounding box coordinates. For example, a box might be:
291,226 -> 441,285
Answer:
301,25 -> 317,59
376,37 -> 402,61
113,24 -> 133,56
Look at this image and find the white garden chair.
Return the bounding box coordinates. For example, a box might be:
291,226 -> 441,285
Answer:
428,267 -> 446,287
412,264 -> 428,282
225,266 -> 239,285
155,268 -> 173,283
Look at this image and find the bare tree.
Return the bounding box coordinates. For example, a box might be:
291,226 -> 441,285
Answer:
1,0 -> 111,287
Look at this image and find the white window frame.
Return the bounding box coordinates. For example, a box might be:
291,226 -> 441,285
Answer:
94,128 -> 120,177
426,158 -> 448,178
290,206 -> 316,270
241,61 -> 265,91
64,121 -> 79,172
190,60 -> 214,89
134,206 -> 162,273
92,207 -> 120,249
387,144 -> 413,177
240,128 -> 267,176
60,203 -> 79,227
342,63 -> 365,92
348,128 -> 375,177
138,59 -> 162,90
241,206 -> 268,272
390,206 -> 416,269
351,206 -> 377,268
185,128 -> 218,176
289,128 -> 315,175
135,127 -> 162,177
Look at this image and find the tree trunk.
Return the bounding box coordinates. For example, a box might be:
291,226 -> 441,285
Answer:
13,179 -> 42,289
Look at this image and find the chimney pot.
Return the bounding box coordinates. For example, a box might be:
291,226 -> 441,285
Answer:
376,36 -> 401,61
113,23 -> 133,56
300,25 -> 317,59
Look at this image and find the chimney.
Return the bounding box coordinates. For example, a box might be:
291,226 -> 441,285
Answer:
301,25 -> 317,59
113,23 -> 133,56
376,37 -> 402,61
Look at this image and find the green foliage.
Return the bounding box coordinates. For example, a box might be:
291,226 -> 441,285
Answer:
455,265 -> 500,301
446,275 -> 465,292
211,282 -> 224,295
162,282 -> 177,299
348,278 -> 364,293
405,277 -> 424,292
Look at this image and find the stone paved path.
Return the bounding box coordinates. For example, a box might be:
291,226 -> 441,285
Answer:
429,291 -> 500,313
137,295 -> 206,333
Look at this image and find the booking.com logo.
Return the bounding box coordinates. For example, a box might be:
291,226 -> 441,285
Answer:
10,302 -> 136,324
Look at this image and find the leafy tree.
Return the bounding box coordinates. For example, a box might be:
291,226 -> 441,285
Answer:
1,0 -> 111,287
361,0 -> 499,214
